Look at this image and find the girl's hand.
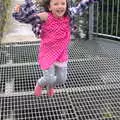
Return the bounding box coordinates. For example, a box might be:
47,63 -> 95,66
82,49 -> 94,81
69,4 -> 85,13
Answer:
35,12 -> 48,21
14,4 -> 21,12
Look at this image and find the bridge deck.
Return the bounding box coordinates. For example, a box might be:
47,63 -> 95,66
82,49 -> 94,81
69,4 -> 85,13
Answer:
0,38 -> 120,120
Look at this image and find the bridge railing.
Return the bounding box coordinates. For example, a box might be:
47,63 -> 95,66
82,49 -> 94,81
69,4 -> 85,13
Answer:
89,0 -> 120,40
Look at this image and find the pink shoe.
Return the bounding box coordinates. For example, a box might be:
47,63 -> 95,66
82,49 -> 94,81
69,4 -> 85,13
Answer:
34,83 -> 43,96
47,88 -> 55,97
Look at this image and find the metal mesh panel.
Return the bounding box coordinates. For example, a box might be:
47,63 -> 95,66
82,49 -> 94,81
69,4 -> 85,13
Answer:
0,93 -> 79,120
0,58 -> 120,93
69,89 -> 120,120
0,43 -> 39,64
1,88 -> 120,120
1,39 -> 120,65
0,39 -> 120,120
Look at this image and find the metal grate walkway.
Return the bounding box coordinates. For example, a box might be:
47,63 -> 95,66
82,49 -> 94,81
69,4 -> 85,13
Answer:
0,38 -> 120,120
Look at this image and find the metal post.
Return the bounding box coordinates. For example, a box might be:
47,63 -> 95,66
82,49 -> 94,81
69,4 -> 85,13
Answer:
89,4 -> 94,40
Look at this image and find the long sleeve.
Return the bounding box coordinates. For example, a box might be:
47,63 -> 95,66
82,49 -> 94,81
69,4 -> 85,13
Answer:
12,0 -> 39,24
12,0 -> 42,37
69,0 -> 100,17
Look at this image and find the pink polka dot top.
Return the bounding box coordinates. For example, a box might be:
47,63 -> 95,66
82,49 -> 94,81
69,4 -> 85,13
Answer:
38,13 -> 71,70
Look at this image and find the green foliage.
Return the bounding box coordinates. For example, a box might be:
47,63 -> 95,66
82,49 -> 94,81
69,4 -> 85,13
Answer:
103,112 -> 113,118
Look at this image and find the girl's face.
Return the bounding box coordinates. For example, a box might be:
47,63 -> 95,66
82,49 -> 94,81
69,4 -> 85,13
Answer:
49,0 -> 67,18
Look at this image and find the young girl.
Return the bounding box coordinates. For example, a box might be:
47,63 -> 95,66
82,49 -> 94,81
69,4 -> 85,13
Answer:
13,0 -> 100,96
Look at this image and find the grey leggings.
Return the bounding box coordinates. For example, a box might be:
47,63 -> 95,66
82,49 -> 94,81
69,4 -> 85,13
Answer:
38,65 -> 67,88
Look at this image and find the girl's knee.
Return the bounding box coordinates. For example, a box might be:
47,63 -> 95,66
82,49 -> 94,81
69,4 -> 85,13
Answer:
56,66 -> 67,84
43,67 -> 56,85
38,77 -> 46,86
57,75 -> 67,84
60,70 -> 67,82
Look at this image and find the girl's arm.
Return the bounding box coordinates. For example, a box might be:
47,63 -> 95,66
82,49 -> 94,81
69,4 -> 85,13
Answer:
12,0 -> 47,37
12,0 -> 41,24
69,0 -> 100,17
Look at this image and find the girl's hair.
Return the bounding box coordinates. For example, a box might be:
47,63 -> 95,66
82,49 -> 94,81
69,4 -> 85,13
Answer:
43,0 -> 69,16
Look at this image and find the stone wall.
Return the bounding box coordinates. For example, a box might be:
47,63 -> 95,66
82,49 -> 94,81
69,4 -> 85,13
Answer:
0,0 -> 11,42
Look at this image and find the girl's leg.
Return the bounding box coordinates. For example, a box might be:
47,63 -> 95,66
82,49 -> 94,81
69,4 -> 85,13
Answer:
47,62 -> 67,96
34,77 -> 45,96
55,65 -> 67,85
34,66 -> 56,96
